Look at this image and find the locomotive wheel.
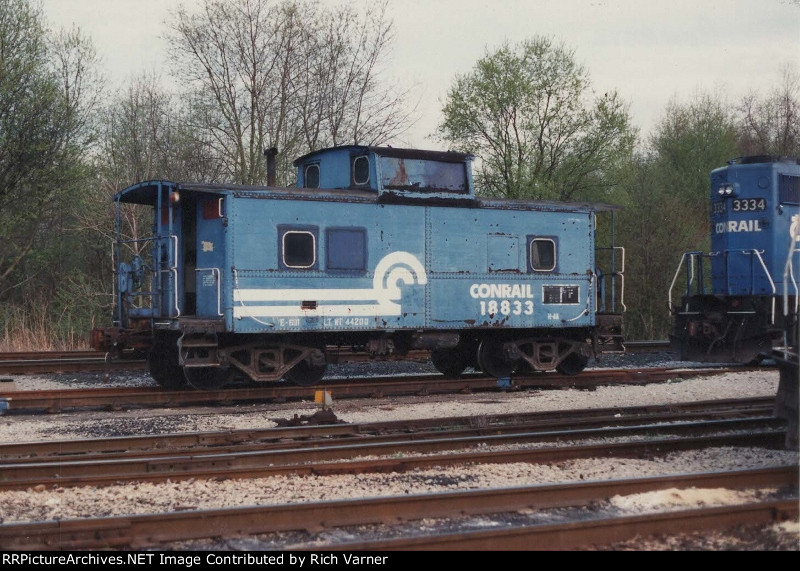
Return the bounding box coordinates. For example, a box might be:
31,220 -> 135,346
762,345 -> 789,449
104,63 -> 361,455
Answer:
285,346 -> 327,387
431,348 -> 469,378
184,366 -> 232,391
556,352 -> 589,376
476,339 -> 515,378
147,343 -> 186,390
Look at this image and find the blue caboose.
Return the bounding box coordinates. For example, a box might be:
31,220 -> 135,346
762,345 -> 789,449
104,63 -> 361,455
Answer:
670,155 -> 800,362
92,146 -> 625,389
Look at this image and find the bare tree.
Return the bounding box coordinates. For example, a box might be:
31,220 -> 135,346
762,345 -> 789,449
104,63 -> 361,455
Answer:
737,66 -> 800,157
167,0 -> 416,185
294,2 -> 415,149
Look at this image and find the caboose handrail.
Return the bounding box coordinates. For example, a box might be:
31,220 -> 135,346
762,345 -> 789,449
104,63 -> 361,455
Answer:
614,246 -> 626,312
594,245 -> 625,313
196,267 -> 223,317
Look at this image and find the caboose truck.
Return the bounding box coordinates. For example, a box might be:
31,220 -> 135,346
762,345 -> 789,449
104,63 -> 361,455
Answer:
91,146 -> 625,390
669,156 -> 800,363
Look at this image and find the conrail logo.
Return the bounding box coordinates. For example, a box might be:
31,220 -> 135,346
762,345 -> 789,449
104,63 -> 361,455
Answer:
469,283 -> 535,299
715,220 -> 763,234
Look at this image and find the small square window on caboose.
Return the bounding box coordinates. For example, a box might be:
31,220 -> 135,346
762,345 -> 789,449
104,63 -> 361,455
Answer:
280,227 -> 318,269
528,237 -> 557,272
327,228 -> 367,271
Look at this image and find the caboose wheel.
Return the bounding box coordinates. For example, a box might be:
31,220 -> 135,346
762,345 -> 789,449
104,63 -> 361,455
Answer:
147,343 -> 186,390
183,366 -> 232,390
476,339 -> 515,378
285,346 -> 327,386
431,348 -> 469,378
556,352 -> 589,376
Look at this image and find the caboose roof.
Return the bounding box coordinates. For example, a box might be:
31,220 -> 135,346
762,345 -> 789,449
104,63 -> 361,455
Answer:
292,145 -> 474,167
115,179 -> 621,213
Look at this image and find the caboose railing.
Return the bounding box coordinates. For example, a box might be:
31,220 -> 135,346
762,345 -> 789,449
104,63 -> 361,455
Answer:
595,246 -> 625,314
112,234 -> 180,327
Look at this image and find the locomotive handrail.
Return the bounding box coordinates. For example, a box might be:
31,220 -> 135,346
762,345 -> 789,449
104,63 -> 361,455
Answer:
668,251 -> 704,313
196,267 -> 223,317
783,246 -> 799,315
784,216 -> 800,317
744,249 -> 776,324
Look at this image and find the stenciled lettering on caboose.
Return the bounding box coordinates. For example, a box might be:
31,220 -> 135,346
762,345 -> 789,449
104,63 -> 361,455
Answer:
470,283 -> 536,317
469,283 -> 534,299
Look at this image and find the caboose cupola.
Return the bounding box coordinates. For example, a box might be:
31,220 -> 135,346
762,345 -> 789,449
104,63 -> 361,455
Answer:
293,145 -> 476,202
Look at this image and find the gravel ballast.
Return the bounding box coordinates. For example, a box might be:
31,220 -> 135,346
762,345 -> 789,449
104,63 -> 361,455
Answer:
0,356 -> 797,550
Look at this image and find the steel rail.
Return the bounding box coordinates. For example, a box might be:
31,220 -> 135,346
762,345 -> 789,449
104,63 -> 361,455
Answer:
0,423 -> 786,490
328,498 -> 799,551
0,465 -> 794,550
0,396 -> 775,461
0,366 -> 750,414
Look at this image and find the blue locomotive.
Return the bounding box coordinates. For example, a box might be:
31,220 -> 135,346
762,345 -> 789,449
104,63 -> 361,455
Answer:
91,146 -> 626,389
670,155 -> 800,363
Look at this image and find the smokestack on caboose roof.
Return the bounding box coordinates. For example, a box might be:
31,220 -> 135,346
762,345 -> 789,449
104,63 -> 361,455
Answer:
264,147 -> 278,186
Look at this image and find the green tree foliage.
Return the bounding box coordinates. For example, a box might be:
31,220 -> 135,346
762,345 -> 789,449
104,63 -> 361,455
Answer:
0,0 -> 101,348
618,92 -> 739,340
437,37 -> 636,201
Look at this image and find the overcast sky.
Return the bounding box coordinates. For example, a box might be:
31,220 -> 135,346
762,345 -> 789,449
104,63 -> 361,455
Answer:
41,0 -> 800,148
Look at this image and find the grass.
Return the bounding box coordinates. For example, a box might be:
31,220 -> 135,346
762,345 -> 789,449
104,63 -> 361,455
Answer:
0,304 -> 91,352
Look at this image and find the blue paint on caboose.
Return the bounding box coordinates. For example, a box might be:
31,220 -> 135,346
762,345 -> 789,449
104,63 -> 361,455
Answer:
225,193 -> 597,334
709,156 -> 800,295
95,145 -> 625,389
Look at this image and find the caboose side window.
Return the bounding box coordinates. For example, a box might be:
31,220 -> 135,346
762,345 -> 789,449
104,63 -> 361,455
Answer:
304,164 -> 320,189
281,230 -> 317,269
352,156 -> 370,186
327,228 -> 367,271
529,238 -> 556,272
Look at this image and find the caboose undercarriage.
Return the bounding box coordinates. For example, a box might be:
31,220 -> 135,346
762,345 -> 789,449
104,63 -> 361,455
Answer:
94,318 -> 623,390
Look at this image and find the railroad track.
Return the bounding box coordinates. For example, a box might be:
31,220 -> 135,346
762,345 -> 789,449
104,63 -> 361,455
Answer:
0,396 -> 777,461
0,397 -> 794,550
0,366 -> 748,415
0,341 -> 674,375
2,467 -> 794,551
